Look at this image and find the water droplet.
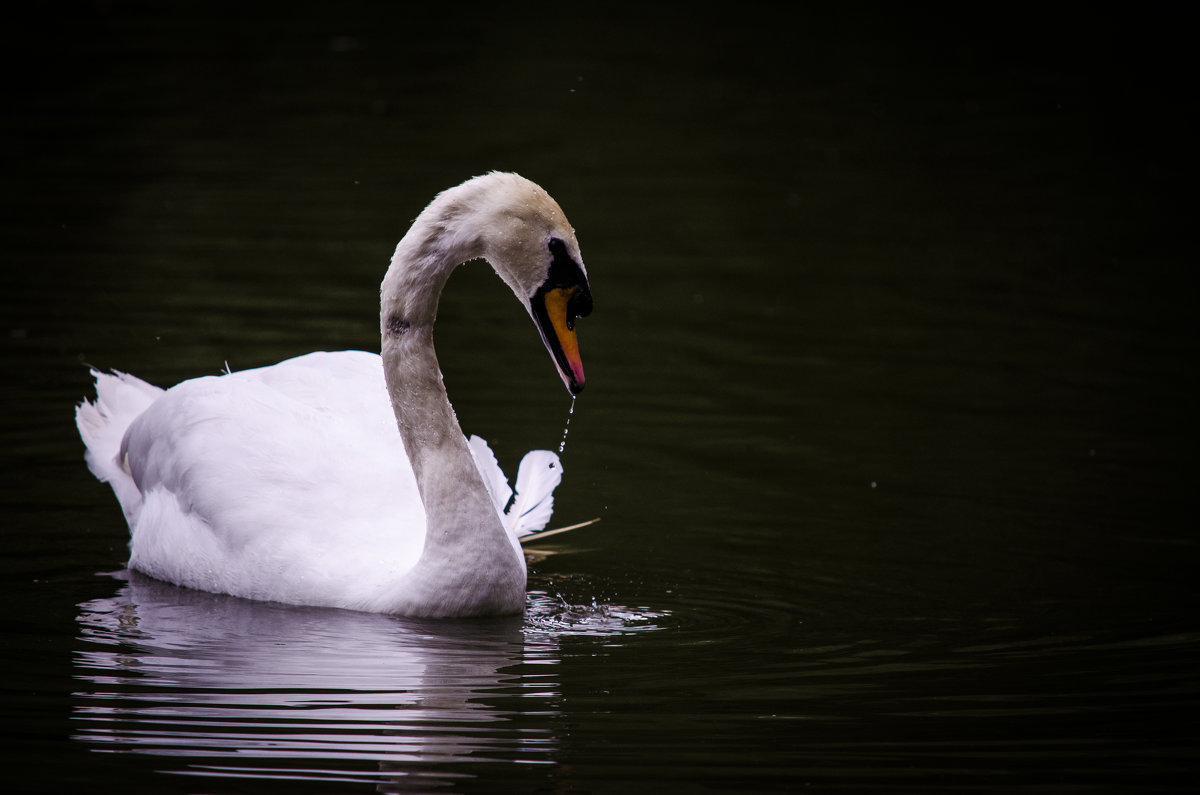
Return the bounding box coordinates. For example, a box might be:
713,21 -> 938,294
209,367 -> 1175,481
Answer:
558,396 -> 576,455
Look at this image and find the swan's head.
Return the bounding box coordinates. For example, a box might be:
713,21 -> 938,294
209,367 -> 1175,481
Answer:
459,173 -> 593,395
388,172 -> 593,394
512,233 -> 592,397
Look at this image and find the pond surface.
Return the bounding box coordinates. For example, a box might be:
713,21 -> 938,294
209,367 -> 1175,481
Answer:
3,3 -> 1196,792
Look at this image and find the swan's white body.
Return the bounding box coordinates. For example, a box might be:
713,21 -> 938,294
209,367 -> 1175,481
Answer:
76,173 -> 592,617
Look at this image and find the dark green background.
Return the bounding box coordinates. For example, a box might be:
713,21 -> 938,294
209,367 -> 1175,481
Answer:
3,2 -> 1195,791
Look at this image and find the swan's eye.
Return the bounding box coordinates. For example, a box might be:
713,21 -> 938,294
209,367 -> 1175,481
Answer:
542,238 -> 591,325
545,237 -> 587,285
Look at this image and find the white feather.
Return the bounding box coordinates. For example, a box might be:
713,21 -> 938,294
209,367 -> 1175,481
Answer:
507,451 -> 562,536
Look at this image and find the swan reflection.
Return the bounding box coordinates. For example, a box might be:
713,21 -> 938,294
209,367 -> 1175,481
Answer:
73,571 -> 559,791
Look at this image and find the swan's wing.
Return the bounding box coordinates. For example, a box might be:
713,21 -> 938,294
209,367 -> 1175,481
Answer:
468,435 -> 512,515
113,351 -> 428,606
506,450 -> 562,537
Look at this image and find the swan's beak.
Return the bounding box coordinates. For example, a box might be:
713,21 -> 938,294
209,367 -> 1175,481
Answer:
532,283 -> 592,395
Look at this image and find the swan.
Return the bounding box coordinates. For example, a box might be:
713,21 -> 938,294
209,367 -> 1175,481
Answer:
76,172 -> 593,618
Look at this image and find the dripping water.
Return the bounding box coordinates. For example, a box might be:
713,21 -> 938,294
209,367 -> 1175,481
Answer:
557,397 -> 576,455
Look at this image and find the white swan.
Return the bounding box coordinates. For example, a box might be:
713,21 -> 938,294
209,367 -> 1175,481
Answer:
76,172 -> 593,618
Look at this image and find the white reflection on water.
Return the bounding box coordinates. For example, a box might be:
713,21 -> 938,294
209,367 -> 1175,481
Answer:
72,571 -> 666,792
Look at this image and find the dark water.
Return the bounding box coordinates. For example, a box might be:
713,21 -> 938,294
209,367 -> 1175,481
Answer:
3,3 -> 1197,792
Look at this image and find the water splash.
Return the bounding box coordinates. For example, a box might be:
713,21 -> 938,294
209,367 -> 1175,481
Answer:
524,590 -> 669,638
557,396 -> 576,455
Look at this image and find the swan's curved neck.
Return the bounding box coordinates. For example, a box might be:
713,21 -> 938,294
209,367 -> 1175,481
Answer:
377,220 -> 525,616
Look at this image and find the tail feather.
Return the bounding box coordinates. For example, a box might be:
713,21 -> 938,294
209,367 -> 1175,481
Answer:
76,369 -> 163,522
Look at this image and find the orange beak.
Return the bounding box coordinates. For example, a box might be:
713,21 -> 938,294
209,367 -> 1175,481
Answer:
533,283 -> 591,395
